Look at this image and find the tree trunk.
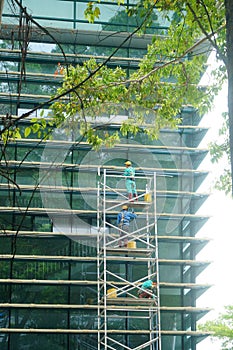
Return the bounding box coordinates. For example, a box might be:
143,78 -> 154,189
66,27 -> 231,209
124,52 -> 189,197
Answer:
0,0 -> 4,25
225,0 -> 233,196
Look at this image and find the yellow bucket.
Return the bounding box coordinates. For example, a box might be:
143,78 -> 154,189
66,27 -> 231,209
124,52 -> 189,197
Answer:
144,192 -> 152,202
127,241 -> 136,249
107,288 -> 117,298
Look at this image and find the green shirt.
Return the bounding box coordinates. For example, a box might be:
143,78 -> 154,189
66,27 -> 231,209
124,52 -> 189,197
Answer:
124,166 -> 135,179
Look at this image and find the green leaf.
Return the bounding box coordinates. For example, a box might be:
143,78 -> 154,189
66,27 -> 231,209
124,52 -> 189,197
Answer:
24,126 -> 31,138
32,123 -> 40,133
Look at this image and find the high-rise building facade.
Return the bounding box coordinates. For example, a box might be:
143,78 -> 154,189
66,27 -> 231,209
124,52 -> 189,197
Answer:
0,1 -> 211,349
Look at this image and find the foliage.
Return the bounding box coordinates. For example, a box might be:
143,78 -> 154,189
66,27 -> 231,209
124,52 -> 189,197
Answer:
0,1 -> 227,158
50,52 -> 209,149
209,111 -> 231,194
68,0 -> 233,194
199,306 -> 233,349
49,0 -> 223,150
84,1 -> 101,23
80,0 -> 232,194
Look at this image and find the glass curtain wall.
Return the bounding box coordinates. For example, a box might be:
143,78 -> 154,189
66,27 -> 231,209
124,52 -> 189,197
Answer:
0,1 -> 211,349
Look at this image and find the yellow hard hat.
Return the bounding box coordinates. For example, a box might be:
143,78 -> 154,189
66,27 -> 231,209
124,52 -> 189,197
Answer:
122,205 -> 128,210
125,161 -> 131,166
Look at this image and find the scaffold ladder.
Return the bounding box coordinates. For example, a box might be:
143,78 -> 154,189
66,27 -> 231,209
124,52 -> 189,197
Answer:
97,169 -> 161,350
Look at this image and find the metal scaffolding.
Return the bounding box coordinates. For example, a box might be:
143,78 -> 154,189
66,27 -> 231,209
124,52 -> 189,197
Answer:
97,169 -> 161,350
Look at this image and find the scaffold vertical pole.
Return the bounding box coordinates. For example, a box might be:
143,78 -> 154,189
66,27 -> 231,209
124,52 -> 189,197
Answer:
103,168 -> 107,349
97,166 -> 101,350
154,172 -> 161,350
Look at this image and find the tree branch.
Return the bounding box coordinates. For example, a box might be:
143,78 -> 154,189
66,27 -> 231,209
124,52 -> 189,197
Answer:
186,1 -> 227,66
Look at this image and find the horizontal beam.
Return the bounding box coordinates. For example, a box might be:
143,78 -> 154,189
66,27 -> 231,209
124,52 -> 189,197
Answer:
0,206 -> 210,219
0,302 -> 212,313
0,24 -> 154,49
0,279 -> 211,289
0,184 -> 209,199
0,114 -> 208,132
0,159 -> 208,175
0,49 -> 141,67
0,231 -> 211,245
2,137 -> 208,153
0,327 -> 211,336
0,254 -> 211,266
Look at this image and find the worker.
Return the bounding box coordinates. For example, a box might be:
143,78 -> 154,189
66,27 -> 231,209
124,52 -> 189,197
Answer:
138,280 -> 157,299
124,160 -> 138,201
117,205 -> 137,247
